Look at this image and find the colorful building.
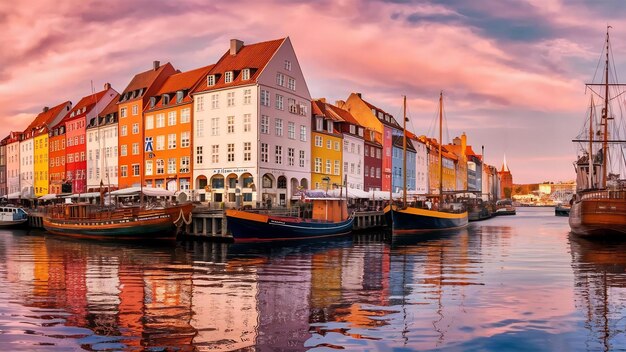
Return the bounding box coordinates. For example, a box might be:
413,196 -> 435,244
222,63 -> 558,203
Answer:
445,133 -> 469,192
86,97 -> 120,192
144,65 -> 213,196
407,131 -> 429,194
49,120 -> 67,194
0,136 -> 7,197
192,38 -> 312,207
363,128 -> 382,191
33,129 -> 49,197
118,61 -> 176,188
311,100 -> 344,191
391,134 -> 416,193
6,132 -> 21,198
420,136 -> 457,194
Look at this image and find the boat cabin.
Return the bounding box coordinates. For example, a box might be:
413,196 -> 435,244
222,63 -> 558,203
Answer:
310,198 -> 349,222
0,207 -> 28,221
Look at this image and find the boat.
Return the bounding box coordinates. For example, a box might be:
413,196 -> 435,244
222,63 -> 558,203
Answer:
384,94 -> 468,233
43,190 -> 193,240
495,199 -> 516,216
461,195 -> 493,221
226,190 -> 354,242
555,203 -> 571,217
0,205 -> 29,227
569,27 -> 626,237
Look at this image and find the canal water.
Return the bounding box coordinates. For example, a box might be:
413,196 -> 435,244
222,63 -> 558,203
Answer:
1,207 -> 625,351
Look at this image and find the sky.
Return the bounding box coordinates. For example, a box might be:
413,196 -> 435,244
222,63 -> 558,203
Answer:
1,0 -> 625,184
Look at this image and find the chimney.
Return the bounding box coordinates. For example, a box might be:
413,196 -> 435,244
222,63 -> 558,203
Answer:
335,100 -> 345,108
104,82 -> 111,90
230,39 -> 244,55
153,60 -> 160,71
356,93 -> 362,99
318,98 -> 326,104
43,106 -> 49,112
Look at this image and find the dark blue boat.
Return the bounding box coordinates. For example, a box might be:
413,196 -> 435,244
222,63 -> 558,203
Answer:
385,204 -> 468,234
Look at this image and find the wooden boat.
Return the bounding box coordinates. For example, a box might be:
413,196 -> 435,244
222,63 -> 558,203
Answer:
43,201 -> 193,240
555,204 -> 571,217
226,192 -> 354,242
495,199 -> 516,216
0,205 -> 29,227
569,27 -> 626,237
385,94 -> 468,233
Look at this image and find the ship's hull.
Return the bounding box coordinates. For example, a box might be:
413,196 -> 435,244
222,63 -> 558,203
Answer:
555,205 -> 571,217
569,195 -> 626,236
384,205 -> 468,234
0,219 -> 28,227
43,203 -> 193,240
225,209 -> 354,242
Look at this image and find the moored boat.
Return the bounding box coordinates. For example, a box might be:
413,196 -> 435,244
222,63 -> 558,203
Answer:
555,204 -> 571,217
226,192 -> 353,242
495,199 -> 516,216
569,27 -> 626,237
0,205 -> 29,227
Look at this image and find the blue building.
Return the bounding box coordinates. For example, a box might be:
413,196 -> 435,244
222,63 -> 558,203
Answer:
391,134 -> 416,193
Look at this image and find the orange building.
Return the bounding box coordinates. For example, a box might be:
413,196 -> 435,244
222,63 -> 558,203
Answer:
117,61 -> 176,188
143,65 -> 213,195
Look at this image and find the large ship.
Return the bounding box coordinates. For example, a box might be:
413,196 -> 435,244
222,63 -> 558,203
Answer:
569,27 -> 626,237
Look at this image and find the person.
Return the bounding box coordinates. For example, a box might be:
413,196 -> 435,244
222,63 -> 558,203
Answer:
425,199 -> 432,210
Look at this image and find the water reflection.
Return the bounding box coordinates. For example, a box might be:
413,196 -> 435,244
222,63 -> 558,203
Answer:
0,209 -> 619,351
569,234 -> 626,351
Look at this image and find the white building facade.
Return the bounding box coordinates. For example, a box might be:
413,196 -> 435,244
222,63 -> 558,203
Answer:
413,138 -> 429,194
343,132 -> 364,190
19,136 -> 34,199
6,136 -> 20,197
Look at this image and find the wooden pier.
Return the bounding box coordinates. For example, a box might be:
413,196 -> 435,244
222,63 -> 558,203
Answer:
28,212 -> 45,229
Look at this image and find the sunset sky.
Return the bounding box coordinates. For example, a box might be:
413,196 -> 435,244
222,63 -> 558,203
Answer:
2,0 -> 625,183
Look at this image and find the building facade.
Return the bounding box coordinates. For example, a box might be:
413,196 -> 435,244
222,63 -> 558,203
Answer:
311,100 -> 343,191
6,132 -> 21,197
363,129 -> 382,191
49,122 -> 67,194
86,98 -> 119,192
498,155 -> 513,199
0,136 -> 7,197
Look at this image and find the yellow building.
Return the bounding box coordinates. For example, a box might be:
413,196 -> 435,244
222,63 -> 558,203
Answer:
420,136 -> 456,193
311,100 -> 343,191
33,131 -> 49,197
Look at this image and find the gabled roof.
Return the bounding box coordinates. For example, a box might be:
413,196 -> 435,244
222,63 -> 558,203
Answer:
119,62 -> 175,102
26,101 -> 71,131
391,135 -> 416,153
364,129 -> 382,146
193,38 -> 285,94
358,95 -> 402,129
88,94 -> 120,129
65,89 -> 108,123
148,64 -> 215,111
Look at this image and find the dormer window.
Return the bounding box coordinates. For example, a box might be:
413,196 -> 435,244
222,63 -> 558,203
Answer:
316,117 -> 323,131
350,125 -> 356,134
242,68 -> 250,80
207,75 -> 215,86
358,127 -> 364,137
225,71 -> 233,83
176,90 -> 184,103
371,108 -> 376,115
70,111 -> 75,118
150,97 -> 157,108
327,121 -> 334,133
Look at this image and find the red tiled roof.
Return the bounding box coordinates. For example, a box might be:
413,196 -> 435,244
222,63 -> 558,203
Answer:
148,64 -> 215,111
120,62 -> 175,101
26,101 -> 71,131
99,96 -> 120,117
193,38 -> 285,94
64,89 -> 108,123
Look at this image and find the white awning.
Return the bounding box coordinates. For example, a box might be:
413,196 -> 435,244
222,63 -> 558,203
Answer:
108,187 -> 175,197
39,194 -> 58,200
64,192 -> 101,199
7,192 -> 21,200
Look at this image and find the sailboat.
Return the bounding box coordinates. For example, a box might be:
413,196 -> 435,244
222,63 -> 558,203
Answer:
569,27 -> 626,237
384,94 -> 468,234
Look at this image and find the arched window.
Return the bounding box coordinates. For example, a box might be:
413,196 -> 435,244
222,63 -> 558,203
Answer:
277,176 -> 287,189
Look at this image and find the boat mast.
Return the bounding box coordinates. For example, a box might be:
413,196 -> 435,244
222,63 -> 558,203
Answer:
588,95 -> 594,189
602,27 -> 610,188
439,91 -> 443,207
402,95 -> 407,208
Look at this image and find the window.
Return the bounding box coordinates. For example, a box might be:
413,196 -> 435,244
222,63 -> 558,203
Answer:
207,75 -> 215,86
300,125 -> 307,141
334,160 -> 340,175
243,114 -> 251,132
350,125 -> 356,134
275,94 -> 284,110
181,108 -> 190,123
344,162 -> 348,173
288,122 -> 295,139
315,136 -> 323,147
275,118 -> 283,136
180,156 -> 190,173
261,90 -> 270,106
132,123 -> 139,134
227,116 -> 235,133
132,143 -> 139,155
211,145 -> 219,163
288,77 -> 295,91
156,113 -> 165,128
121,125 -> 128,136
211,94 -> 219,109
327,121 -> 333,134
120,145 -> 127,156
196,146 -> 203,164
261,143 -> 268,163
120,107 -> 127,118
314,157 -> 321,173
244,142 -> 251,161
376,168 -> 381,178
288,148 -> 294,166
156,159 -> 164,174
225,71 -> 233,83
261,115 -> 269,134
146,115 -> 154,129
227,92 -> 235,107
276,73 -> 285,86
168,111 -> 176,126
243,89 -> 251,105
288,98 -> 296,113
211,117 -> 219,136
316,117 -> 323,131
168,134 -> 176,149
196,119 -> 204,137
326,140 -> 331,149
365,146 -> 369,157
196,96 -> 204,111
242,69 -> 250,80
181,131 -> 190,147
146,160 -> 153,176
168,158 -> 176,174
156,135 -> 165,150
227,143 -> 234,162
130,164 -> 139,176
162,95 -> 170,106
121,165 -> 128,177
132,105 -> 138,116
275,146 -> 282,164
284,60 -> 292,71
334,141 -> 340,151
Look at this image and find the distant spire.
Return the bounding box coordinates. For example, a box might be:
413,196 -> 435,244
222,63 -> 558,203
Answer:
501,154 -> 510,172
